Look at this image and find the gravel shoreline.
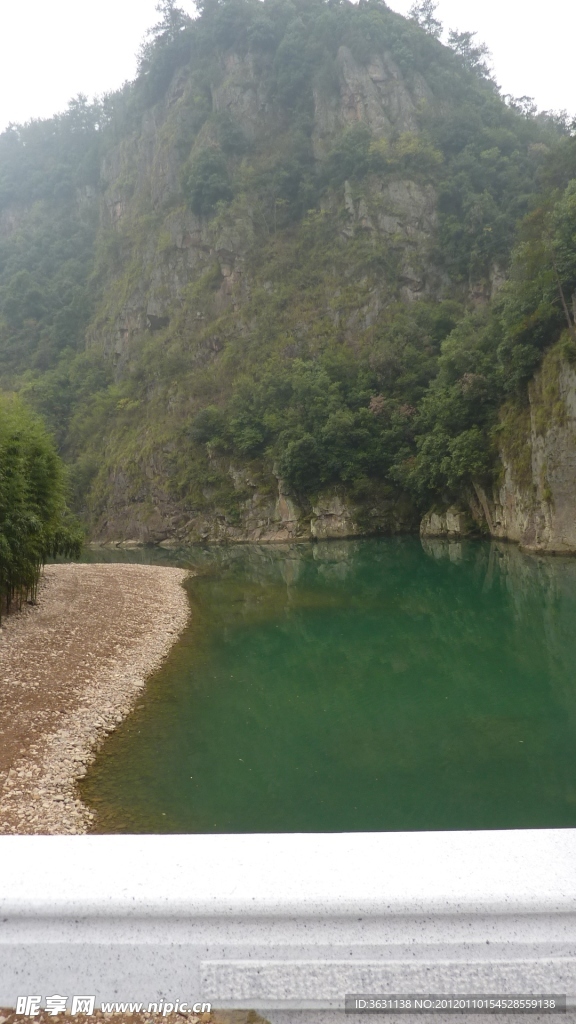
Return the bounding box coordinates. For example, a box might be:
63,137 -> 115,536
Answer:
0,563 -> 190,835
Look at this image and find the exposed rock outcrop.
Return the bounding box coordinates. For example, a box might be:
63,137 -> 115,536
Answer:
312,46 -> 432,157
311,494 -> 359,540
96,475 -> 417,546
420,506 -> 476,539
421,344 -> 576,554
486,349 -> 576,553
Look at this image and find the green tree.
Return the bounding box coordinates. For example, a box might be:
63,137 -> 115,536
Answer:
139,0 -> 193,58
0,394 -> 81,618
137,0 -> 193,102
182,146 -> 233,214
408,0 -> 442,39
447,29 -> 492,79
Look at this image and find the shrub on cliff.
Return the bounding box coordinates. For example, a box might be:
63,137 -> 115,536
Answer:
409,169 -> 576,503
0,395 -> 81,619
182,146 -> 233,215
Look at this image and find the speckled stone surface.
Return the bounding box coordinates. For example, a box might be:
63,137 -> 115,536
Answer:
1,830 -> 576,1013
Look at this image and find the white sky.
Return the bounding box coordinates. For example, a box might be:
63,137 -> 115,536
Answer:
388,0 -> 575,116
0,0 -> 167,132
0,0 -> 574,135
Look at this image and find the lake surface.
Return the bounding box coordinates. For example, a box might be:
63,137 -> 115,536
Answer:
79,537 -> 576,833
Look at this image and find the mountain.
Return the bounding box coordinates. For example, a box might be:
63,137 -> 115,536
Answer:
1,0 -> 575,550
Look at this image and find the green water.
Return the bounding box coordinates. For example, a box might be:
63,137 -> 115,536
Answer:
79,537 -> 576,833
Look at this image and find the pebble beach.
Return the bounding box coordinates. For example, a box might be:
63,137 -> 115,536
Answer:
0,563 -> 190,835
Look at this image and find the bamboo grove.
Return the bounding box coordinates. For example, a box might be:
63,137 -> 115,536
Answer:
0,394 -> 81,620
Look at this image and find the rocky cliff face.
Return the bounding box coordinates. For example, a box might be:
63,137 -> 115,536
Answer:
93,47 -> 443,367
421,342 -> 576,553
87,50 -> 575,550
490,350 -> 576,552
98,470 -> 419,547
85,40 -> 444,544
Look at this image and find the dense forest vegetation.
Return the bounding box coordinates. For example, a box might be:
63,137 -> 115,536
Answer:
0,394 -> 80,618
1,0 -> 575,542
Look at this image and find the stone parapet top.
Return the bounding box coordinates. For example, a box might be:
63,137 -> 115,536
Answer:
1,830 -> 576,1015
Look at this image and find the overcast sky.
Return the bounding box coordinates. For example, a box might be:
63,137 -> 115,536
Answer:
388,0 -> 575,116
0,0 -> 573,134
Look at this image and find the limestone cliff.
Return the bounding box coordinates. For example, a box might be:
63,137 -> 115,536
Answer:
82,26 -> 448,542
93,49 -> 444,371
421,343 -> 576,553
490,347 -> 576,552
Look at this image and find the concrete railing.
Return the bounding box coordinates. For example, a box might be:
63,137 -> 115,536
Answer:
2,830 -> 576,1022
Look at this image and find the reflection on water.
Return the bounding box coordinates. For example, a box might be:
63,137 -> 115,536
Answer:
78,538 -> 576,833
